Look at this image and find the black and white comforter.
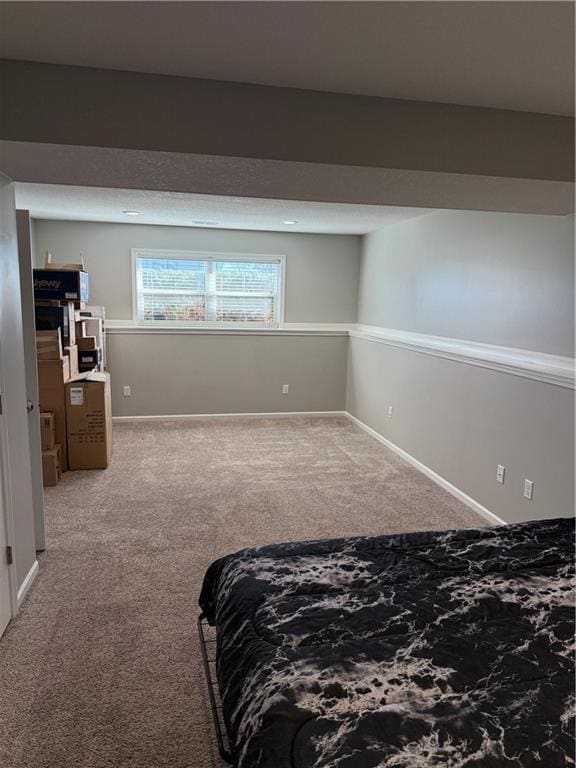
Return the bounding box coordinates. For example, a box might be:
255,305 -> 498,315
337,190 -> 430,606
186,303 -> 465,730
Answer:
199,518 -> 575,767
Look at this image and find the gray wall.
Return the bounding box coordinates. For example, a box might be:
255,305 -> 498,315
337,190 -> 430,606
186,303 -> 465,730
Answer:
357,211 -> 574,356
33,220 -> 360,323
348,210 -> 575,523
33,220 -> 359,416
107,333 -> 347,416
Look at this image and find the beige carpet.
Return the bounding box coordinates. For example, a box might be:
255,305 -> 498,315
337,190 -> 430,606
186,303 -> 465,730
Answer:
0,416 -> 486,768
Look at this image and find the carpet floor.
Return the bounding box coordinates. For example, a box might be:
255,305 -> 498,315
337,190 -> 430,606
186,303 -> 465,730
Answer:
0,416 -> 487,768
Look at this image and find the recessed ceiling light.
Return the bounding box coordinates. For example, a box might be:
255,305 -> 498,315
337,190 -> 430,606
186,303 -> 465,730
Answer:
283,220 -> 297,225
123,210 -> 140,216
192,220 -> 220,226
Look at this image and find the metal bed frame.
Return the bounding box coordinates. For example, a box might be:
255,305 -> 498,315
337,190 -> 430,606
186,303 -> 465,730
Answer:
197,614 -> 235,765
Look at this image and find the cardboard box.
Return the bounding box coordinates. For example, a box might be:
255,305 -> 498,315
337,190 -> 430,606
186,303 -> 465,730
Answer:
64,345 -> 79,377
43,251 -> 85,272
35,302 -> 76,347
42,445 -> 61,487
78,308 -> 106,367
37,357 -> 71,471
33,269 -> 89,303
79,305 -> 106,321
83,317 -> 103,340
77,336 -> 97,351
82,319 -> 104,368
39,412 -> 56,451
36,330 -> 63,360
66,372 -> 112,470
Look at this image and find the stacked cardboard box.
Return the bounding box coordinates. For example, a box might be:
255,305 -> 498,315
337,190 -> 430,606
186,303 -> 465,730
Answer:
42,446 -> 62,487
35,303 -> 79,374
34,259 -> 86,471
34,259 -> 89,304
66,372 -> 113,469
39,412 -> 62,486
34,256 -> 112,472
36,336 -> 71,470
76,306 -> 106,372
36,330 -> 63,361
40,411 -> 56,451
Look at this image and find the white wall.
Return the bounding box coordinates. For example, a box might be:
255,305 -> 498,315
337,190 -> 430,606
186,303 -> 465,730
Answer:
348,211 -> 575,523
33,220 -> 359,416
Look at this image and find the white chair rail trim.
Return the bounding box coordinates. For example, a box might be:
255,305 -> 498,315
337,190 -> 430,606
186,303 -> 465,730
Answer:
351,325 -> 575,390
104,320 -> 575,388
105,321 -> 352,337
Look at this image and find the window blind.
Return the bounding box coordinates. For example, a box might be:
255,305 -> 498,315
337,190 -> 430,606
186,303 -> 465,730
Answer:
135,254 -> 283,326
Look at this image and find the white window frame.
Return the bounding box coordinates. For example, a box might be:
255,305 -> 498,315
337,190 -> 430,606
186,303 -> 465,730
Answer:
131,249 -> 286,329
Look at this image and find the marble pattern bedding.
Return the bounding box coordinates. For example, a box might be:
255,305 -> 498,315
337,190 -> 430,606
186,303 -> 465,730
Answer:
199,518 -> 575,767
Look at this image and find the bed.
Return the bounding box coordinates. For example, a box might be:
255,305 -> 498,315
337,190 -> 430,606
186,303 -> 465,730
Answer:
198,517 -> 575,767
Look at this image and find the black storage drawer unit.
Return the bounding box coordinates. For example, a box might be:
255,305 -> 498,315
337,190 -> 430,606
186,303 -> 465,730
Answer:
35,304 -> 75,347
78,348 -> 102,371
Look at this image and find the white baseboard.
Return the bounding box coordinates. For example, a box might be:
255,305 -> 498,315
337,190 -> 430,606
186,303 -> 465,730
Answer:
344,412 -> 506,526
113,410 -> 347,423
16,559 -> 39,610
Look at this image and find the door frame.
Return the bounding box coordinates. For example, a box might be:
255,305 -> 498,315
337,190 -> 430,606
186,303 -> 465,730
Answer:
0,172 -> 30,630
16,209 -> 45,551
0,333 -> 20,621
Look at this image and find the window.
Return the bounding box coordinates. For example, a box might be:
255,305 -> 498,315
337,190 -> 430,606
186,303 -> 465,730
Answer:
133,250 -> 284,327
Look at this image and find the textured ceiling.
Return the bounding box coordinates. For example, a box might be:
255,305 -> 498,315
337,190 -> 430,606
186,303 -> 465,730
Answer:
1,1 -> 573,116
15,183 -> 431,235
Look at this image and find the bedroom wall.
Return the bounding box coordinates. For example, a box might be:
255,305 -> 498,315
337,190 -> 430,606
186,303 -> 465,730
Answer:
347,211 -> 575,524
32,220 -> 359,416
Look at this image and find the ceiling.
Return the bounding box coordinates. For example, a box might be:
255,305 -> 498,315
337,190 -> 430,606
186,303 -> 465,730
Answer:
15,184 -> 431,235
1,2 -> 573,116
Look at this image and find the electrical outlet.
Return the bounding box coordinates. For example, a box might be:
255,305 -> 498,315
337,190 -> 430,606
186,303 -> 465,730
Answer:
123,385 -> 131,397
282,384 -> 289,394
387,406 -> 393,418
523,479 -> 534,500
496,465 -> 506,484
